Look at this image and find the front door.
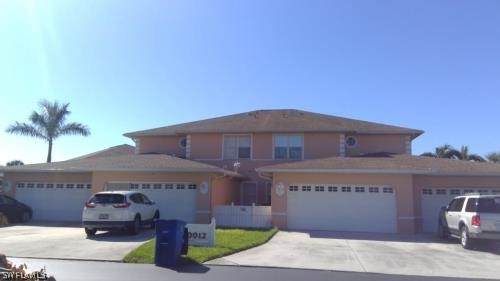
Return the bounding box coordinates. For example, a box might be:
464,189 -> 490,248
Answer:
241,182 -> 257,206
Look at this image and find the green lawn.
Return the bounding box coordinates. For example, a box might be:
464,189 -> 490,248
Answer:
123,227 -> 278,264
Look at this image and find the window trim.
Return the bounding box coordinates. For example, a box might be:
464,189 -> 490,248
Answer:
345,136 -> 358,148
178,137 -> 188,149
222,134 -> 253,160
272,134 -> 304,160
240,181 -> 258,205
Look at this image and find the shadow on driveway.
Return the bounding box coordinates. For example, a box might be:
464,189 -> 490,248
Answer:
158,258 -> 211,274
86,228 -> 155,242
5,221 -> 82,228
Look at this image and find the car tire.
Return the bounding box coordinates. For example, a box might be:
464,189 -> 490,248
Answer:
85,228 -> 97,236
130,216 -> 141,235
21,212 -> 31,223
437,221 -> 449,239
150,211 -> 159,229
460,226 -> 474,249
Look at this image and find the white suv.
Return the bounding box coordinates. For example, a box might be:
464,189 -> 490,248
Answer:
82,191 -> 160,236
438,194 -> 500,248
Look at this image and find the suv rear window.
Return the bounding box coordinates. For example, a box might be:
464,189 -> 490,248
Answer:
465,198 -> 478,212
477,197 -> 500,213
90,194 -> 125,204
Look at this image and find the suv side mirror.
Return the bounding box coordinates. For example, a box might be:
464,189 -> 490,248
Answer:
441,206 -> 449,211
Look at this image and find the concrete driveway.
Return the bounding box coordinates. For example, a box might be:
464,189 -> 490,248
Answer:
207,231 -> 500,280
0,223 -> 154,261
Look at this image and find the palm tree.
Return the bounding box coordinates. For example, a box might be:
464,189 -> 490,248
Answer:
486,152 -> 500,163
6,100 -> 90,163
455,145 -> 485,162
6,160 -> 24,166
420,144 -> 460,159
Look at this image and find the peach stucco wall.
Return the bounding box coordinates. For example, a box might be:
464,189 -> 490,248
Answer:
270,172 -> 417,234
252,133 -> 273,159
2,172 -> 92,198
190,134 -> 222,160
345,134 -> 408,156
211,176 -> 239,206
137,136 -> 185,157
304,133 -> 340,159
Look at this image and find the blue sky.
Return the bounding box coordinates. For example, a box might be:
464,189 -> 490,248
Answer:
1,0 -> 499,164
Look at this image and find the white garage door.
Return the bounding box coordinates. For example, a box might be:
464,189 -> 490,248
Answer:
421,187 -> 500,232
107,182 -> 198,223
15,182 -> 92,221
287,184 -> 397,233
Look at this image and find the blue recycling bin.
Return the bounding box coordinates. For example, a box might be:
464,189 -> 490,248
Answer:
154,219 -> 187,267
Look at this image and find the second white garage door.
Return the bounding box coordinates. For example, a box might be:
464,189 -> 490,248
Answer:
421,187 -> 500,232
107,182 -> 198,223
287,184 -> 397,233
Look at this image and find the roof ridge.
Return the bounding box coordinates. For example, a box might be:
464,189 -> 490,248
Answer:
123,109 -> 424,138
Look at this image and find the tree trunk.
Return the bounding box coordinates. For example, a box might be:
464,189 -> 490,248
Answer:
47,140 -> 53,163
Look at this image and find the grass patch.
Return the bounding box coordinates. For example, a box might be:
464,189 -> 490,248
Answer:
123,227 -> 278,264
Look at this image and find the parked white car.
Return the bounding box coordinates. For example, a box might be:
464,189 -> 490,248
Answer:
82,191 -> 159,236
438,194 -> 500,248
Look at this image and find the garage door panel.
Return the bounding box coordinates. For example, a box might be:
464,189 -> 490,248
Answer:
15,183 -> 91,221
287,185 -> 397,233
140,189 -> 197,223
106,182 -> 198,223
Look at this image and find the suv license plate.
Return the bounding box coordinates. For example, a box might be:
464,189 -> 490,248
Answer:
99,214 -> 109,220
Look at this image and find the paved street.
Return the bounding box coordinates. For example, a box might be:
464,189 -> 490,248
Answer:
7,257 -> 497,281
0,223 -> 154,261
207,231 -> 500,280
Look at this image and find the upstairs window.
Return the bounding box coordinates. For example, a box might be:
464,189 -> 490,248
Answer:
274,135 -> 303,160
224,135 -> 251,160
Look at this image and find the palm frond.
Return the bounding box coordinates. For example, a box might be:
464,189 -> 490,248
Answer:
445,149 -> 461,160
56,122 -> 90,137
29,111 -> 48,128
486,152 -> 500,163
5,122 -> 47,140
53,102 -> 70,128
468,154 -> 485,162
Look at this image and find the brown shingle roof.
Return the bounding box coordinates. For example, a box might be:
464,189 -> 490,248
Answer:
70,144 -> 135,160
256,154 -> 500,176
124,109 -> 423,138
1,154 -> 241,176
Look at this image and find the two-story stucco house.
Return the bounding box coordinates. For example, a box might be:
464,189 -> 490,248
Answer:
2,109 -> 500,234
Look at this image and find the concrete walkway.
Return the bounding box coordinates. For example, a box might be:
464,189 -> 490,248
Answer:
206,231 -> 500,280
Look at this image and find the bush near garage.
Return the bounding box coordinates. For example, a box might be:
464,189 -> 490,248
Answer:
0,254 -> 56,281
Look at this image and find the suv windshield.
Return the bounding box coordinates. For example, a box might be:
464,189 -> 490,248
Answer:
90,194 -> 125,204
477,197 -> 500,213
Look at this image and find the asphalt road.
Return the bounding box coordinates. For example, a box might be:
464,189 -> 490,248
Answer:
7,258 -> 498,281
